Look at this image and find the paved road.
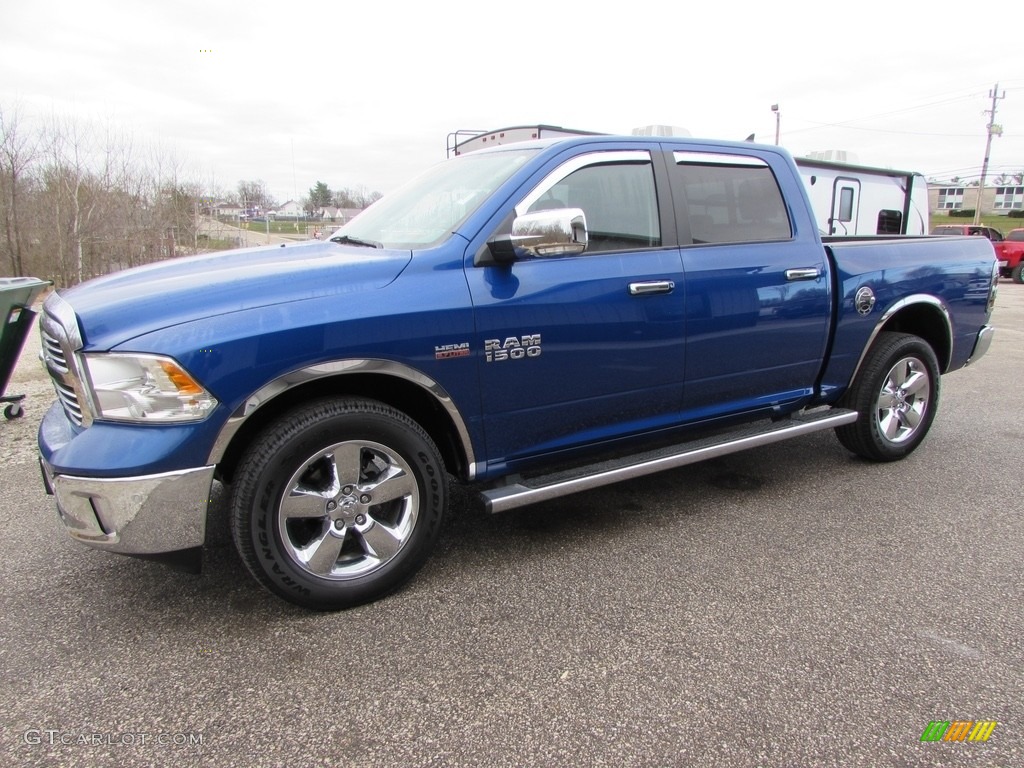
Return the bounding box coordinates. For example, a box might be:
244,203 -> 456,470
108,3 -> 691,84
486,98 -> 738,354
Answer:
1,283 -> 1021,767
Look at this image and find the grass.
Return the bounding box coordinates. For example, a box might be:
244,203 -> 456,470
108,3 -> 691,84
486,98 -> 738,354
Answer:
211,217 -> 319,235
240,220 -> 310,234
931,213 -> 1023,233
198,237 -> 240,251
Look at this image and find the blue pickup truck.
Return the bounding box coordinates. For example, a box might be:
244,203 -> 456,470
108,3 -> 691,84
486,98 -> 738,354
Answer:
37,135 -> 998,609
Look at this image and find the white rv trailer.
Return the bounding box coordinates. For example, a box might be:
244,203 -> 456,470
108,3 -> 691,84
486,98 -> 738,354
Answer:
795,157 -> 929,237
446,125 -> 603,157
445,126 -> 930,237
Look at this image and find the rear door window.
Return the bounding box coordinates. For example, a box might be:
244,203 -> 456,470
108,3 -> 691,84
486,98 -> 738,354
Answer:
671,152 -> 791,244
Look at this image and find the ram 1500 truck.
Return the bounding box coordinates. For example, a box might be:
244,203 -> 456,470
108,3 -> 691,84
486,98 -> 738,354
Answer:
37,135 -> 998,609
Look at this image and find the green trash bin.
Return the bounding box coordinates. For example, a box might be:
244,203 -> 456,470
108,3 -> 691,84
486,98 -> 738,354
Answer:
0,277 -> 52,419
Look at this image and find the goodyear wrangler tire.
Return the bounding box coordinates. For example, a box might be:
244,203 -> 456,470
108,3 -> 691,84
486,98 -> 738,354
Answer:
835,332 -> 940,462
231,398 -> 447,610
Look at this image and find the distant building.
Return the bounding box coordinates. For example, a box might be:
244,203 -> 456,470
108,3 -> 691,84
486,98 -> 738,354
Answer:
208,202 -> 244,218
806,149 -> 861,164
929,185 -> 1024,216
276,200 -> 305,218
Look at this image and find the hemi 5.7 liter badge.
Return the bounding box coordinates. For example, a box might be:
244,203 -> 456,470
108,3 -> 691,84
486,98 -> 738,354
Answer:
435,342 -> 471,360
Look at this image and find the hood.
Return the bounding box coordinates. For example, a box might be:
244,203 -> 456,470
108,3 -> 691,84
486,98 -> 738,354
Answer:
62,240 -> 412,349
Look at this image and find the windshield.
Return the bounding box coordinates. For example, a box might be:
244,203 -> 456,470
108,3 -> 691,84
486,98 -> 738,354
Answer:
332,148 -> 538,249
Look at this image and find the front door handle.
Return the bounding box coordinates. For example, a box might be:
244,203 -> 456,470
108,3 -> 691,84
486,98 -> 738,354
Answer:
785,268 -> 821,281
628,280 -> 675,296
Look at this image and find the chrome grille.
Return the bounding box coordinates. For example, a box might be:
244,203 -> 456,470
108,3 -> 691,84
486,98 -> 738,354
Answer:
52,378 -> 84,424
40,327 -> 69,374
39,293 -> 91,427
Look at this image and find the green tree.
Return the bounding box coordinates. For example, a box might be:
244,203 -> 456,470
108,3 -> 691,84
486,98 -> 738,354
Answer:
307,180 -> 331,212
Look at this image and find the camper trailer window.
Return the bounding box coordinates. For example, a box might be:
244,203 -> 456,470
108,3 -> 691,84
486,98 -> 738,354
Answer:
876,209 -> 902,235
838,187 -> 855,223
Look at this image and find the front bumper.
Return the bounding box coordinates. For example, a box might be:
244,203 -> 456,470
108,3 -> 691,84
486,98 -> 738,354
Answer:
40,459 -> 215,555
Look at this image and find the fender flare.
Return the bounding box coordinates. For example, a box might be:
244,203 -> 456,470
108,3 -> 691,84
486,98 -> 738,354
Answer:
847,294 -> 953,388
207,359 -> 478,480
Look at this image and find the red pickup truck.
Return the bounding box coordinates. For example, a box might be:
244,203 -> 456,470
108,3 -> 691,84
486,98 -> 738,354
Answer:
993,228 -> 1024,283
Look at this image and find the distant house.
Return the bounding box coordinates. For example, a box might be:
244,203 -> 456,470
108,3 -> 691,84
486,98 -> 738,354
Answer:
276,200 -> 305,218
210,202 -> 244,218
316,206 -> 364,223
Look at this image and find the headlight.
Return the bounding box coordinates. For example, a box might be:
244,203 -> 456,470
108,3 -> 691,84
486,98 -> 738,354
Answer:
81,353 -> 218,422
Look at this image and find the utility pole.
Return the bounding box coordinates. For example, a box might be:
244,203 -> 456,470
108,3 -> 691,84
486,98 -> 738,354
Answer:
973,83 -> 1005,225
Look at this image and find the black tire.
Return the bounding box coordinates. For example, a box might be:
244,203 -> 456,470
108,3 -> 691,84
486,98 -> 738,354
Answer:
230,398 -> 447,610
1012,263 -> 1024,284
4,403 -> 23,420
835,332 -> 940,462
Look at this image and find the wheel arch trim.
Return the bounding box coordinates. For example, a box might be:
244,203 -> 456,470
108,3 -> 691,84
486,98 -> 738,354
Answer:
207,359 -> 477,480
847,294 -> 952,387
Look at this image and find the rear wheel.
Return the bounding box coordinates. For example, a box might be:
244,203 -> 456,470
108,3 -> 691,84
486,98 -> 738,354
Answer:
231,398 -> 447,610
835,332 -> 940,462
1012,263 -> 1024,284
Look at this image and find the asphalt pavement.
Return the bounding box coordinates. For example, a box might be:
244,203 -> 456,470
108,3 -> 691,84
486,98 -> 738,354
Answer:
1,282 -> 1021,768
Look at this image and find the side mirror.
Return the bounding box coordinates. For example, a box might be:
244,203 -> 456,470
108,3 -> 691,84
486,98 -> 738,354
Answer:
486,208 -> 588,264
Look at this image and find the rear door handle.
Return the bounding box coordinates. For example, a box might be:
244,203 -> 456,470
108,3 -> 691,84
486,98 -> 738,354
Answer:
785,268 -> 821,281
628,280 -> 675,296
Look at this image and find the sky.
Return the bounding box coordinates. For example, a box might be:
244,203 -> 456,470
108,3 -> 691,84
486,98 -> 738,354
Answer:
3,0 -> 1023,204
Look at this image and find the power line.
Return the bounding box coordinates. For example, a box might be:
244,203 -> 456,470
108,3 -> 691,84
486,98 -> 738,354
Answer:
781,93 -> 981,138
782,83 -> 1024,139
796,122 -> 978,138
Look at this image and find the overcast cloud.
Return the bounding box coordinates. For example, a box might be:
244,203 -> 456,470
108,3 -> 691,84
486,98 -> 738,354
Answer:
3,0 -> 1022,202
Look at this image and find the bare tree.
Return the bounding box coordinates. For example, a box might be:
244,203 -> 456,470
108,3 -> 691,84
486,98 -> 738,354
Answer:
331,185 -> 383,209
44,115 -> 112,284
237,179 -> 274,211
2,102 -> 392,285
0,104 -> 38,277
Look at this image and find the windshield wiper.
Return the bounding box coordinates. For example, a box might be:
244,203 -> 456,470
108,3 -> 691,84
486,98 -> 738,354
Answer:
329,234 -> 382,249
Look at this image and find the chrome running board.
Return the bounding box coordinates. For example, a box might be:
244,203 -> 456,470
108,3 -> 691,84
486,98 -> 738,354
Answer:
480,408 -> 858,513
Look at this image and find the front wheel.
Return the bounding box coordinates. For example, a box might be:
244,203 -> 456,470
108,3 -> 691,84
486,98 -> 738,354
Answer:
231,398 -> 447,610
835,332 -> 940,462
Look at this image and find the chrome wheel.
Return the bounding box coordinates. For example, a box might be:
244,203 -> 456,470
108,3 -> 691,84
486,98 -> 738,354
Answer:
874,356 -> 931,445
835,332 -> 940,462
279,440 -> 419,580
231,398 -> 447,610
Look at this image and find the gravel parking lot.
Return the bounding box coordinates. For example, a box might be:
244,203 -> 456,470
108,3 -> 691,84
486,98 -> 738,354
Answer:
1,282 -> 1021,768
